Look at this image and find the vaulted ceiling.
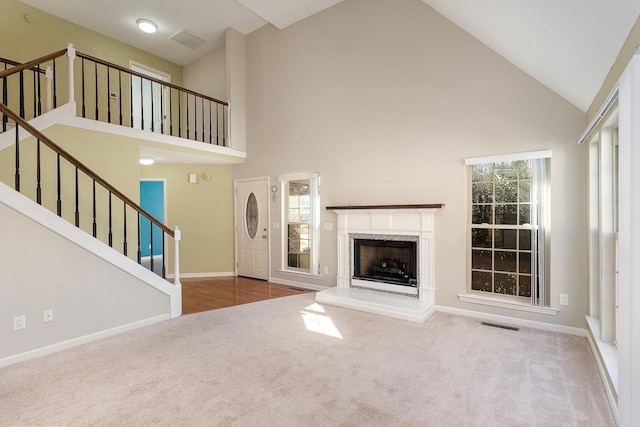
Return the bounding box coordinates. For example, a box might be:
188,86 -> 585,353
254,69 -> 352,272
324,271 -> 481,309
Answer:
17,0 -> 640,112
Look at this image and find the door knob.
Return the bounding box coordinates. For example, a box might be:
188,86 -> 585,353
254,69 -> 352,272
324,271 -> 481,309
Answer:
262,235 -> 267,239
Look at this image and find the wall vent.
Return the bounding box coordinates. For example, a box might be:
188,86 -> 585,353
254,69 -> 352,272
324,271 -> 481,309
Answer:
481,321 -> 520,332
169,30 -> 206,49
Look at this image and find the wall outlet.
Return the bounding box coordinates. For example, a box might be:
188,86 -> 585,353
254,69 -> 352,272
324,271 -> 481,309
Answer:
560,294 -> 569,306
13,315 -> 26,330
323,266 -> 329,275
43,309 -> 54,323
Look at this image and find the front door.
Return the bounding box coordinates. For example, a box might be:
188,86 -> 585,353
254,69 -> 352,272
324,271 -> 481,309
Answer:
235,178 -> 269,280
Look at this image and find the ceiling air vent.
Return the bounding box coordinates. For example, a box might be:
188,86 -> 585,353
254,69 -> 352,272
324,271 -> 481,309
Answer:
169,30 -> 206,49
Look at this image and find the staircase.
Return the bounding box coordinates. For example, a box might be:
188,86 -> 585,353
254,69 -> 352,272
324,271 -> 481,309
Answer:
0,45 -> 237,367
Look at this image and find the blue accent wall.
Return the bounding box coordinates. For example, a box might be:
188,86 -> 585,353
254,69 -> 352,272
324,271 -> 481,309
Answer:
140,181 -> 164,257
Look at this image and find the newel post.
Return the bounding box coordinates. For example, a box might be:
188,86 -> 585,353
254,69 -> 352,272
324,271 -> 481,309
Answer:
173,226 -> 181,287
45,66 -> 53,112
66,43 -> 76,104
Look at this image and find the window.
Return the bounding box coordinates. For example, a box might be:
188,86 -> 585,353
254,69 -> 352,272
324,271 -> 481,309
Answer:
280,173 -> 320,274
466,151 -> 550,306
588,114 -> 619,346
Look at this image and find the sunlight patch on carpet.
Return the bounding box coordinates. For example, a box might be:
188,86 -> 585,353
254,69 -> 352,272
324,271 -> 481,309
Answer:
301,310 -> 343,339
305,303 -> 326,313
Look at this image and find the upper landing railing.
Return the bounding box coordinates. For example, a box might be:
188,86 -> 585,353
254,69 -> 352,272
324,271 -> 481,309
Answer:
0,44 -> 229,147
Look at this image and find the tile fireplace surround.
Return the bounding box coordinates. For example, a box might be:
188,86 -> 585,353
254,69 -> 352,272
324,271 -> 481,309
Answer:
316,204 -> 443,322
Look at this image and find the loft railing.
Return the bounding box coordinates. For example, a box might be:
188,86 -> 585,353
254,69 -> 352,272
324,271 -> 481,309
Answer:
76,51 -> 229,146
0,49 -> 66,131
0,45 -> 230,147
0,101 -> 181,283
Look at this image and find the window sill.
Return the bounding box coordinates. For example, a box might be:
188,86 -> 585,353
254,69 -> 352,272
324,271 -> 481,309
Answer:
585,316 -> 619,395
458,293 -> 559,315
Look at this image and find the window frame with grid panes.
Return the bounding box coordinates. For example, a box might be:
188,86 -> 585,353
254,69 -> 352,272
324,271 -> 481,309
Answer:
280,173 -> 320,275
467,153 -> 550,306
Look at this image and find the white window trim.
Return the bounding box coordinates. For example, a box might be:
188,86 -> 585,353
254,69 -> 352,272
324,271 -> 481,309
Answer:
465,149 -> 552,166
458,293 -> 559,315
465,151 -> 551,306
278,172 -> 320,276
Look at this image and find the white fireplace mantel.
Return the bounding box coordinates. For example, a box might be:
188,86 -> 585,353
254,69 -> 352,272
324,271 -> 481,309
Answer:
316,204 -> 443,323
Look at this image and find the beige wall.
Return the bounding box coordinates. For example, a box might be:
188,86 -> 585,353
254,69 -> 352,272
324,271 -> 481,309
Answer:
238,0 -> 589,327
588,15 -> 640,122
225,28 -> 247,152
183,48 -> 227,102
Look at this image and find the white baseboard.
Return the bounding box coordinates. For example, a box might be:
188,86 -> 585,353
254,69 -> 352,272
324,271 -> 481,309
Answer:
435,305 -> 587,337
0,314 -> 170,369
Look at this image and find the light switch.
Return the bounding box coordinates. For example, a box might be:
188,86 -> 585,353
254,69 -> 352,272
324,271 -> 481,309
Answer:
188,173 -> 197,184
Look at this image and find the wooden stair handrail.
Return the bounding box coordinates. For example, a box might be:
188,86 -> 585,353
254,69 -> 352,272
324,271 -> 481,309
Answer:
0,49 -> 67,79
0,101 -> 174,237
76,51 -> 229,106
0,57 -> 47,74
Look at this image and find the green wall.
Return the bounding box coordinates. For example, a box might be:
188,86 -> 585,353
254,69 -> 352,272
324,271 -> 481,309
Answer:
0,0 -> 182,85
140,163 -> 235,274
0,123 -> 236,275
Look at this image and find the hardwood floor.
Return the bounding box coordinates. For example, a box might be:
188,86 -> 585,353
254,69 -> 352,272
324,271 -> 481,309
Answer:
181,276 -> 314,315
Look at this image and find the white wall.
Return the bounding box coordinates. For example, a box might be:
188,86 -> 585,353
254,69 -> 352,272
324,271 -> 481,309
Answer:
0,189 -> 172,363
236,0 -> 588,327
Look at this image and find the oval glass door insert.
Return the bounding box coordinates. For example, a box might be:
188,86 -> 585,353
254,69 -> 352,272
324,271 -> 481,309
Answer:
245,192 -> 259,240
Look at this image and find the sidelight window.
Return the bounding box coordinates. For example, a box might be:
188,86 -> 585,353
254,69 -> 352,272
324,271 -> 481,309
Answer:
280,173 -> 320,275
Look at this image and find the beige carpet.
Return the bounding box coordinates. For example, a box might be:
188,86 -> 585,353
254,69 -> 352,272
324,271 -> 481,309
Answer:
0,293 -> 614,426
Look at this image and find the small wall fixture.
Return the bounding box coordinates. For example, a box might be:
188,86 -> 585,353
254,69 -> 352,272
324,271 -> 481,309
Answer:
136,18 -> 158,34
139,156 -> 155,165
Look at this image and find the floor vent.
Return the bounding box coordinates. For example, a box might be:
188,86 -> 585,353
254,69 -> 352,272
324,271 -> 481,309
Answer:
481,321 -> 520,332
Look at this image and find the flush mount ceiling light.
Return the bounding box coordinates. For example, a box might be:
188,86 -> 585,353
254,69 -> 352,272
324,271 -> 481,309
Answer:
139,156 -> 155,165
136,18 -> 157,34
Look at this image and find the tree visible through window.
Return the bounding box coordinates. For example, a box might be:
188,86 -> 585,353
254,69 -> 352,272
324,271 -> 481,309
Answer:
468,155 -> 550,306
281,173 -> 320,275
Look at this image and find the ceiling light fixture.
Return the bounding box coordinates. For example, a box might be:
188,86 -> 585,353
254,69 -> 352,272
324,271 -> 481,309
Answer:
139,156 -> 155,166
136,18 -> 158,34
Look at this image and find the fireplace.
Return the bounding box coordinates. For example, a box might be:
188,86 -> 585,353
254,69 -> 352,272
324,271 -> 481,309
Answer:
353,237 -> 418,287
316,204 -> 443,322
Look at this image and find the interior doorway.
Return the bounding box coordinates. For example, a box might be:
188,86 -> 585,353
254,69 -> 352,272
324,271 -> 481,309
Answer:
140,179 -> 166,275
130,62 -> 169,133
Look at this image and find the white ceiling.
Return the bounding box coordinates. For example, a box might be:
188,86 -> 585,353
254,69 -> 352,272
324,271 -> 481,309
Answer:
18,0 -> 640,112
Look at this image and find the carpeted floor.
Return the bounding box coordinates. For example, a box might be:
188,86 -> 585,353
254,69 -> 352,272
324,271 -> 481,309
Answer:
0,293 -> 615,426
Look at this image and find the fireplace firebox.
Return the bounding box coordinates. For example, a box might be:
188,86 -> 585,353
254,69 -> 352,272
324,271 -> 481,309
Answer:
353,238 -> 418,287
